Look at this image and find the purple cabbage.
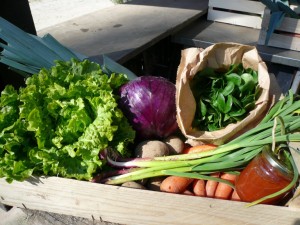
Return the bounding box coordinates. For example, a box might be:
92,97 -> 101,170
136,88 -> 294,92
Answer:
119,76 -> 178,140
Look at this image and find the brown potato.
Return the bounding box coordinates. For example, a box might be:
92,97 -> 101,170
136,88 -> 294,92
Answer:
134,140 -> 169,158
163,135 -> 185,154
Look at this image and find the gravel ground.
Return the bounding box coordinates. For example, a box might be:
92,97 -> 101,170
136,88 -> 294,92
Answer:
28,0 -> 115,31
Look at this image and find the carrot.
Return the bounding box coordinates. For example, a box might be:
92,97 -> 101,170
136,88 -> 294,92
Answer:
192,179 -> 206,197
206,172 -> 220,198
214,173 -> 237,200
183,144 -> 217,154
160,176 -> 194,193
231,189 -> 241,201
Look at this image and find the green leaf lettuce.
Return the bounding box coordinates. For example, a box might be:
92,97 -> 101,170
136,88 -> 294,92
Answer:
0,59 -> 135,182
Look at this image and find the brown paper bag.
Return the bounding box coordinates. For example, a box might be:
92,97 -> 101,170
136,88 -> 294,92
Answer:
176,42 -> 271,145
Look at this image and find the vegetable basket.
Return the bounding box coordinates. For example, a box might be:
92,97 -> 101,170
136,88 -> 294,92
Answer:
1,56 -> 300,225
1,17 -> 300,224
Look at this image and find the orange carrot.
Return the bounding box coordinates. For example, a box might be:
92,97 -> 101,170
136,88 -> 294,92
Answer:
183,144 -> 217,154
192,179 -> 206,197
160,176 -> 194,193
231,189 -> 241,201
206,172 -> 220,198
214,173 -> 237,200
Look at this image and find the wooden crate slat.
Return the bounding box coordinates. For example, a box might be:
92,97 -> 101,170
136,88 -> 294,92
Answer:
208,0 -> 265,14
261,11 -> 300,34
258,9 -> 300,51
1,176 -> 300,225
207,8 -> 263,29
291,70 -> 300,94
258,30 -> 300,51
207,0 -> 265,28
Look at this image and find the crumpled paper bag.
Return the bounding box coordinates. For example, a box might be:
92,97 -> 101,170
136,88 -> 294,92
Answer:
176,42 -> 271,145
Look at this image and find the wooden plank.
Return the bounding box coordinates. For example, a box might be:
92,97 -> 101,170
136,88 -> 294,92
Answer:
275,71 -> 294,94
37,0 -> 208,64
207,0 -> 264,28
258,9 -> 300,51
258,30 -> 300,51
208,0 -> 265,14
171,19 -> 300,67
0,207 -> 115,225
173,19 -> 260,47
261,10 -> 300,34
0,176 -> 300,225
207,8 -> 263,28
291,70 -> 300,94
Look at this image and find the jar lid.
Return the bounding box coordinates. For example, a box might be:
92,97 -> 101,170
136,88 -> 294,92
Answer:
262,146 -> 294,179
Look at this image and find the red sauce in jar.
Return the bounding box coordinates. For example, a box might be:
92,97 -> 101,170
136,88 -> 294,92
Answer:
235,147 -> 293,204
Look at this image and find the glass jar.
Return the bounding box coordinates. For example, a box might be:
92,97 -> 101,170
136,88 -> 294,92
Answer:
235,146 -> 293,204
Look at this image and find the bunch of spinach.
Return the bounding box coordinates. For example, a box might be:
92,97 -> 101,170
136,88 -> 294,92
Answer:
191,64 -> 261,131
0,59 -> 135,182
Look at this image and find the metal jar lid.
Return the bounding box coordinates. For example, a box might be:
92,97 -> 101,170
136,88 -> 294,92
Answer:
261,146 -> 294,179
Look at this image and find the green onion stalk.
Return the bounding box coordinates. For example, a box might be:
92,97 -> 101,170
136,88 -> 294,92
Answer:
102,91 -> 300,205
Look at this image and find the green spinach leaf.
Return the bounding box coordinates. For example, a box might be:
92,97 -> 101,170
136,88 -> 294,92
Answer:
191,64 -> 260,131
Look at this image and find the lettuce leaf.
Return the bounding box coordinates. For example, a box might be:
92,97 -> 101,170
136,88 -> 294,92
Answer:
0,59 -> 135,182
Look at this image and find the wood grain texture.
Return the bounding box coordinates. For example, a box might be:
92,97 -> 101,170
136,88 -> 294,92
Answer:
258,9 -> 300,51
207,8 -> 263,28
0,176 -> 300,225
0,206 -> 119,225
37,0 -> 208,64
208,0 -> 265,14
207,0 -> 265,28
171,19 -> 300,67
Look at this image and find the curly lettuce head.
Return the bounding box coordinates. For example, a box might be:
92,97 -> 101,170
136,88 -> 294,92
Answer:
0,59 -> 135,182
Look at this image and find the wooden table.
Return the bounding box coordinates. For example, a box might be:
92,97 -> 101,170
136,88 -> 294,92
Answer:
38,0 -> 209,65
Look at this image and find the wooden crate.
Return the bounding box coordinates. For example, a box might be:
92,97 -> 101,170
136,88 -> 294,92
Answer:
0,74 -> 299,225
0,174 -> 300,225
207,0 -> 265,29
1,142 -> 300,225
258,9 -> 300,51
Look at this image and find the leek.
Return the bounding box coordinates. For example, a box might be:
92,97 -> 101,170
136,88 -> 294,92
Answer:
0,17 -> 138,80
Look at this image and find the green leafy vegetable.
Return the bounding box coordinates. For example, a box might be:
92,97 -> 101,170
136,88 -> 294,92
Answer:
191,64 -> 260,131
0,59 -> 135,182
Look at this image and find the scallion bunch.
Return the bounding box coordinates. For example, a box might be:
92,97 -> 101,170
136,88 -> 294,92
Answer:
102,91 -> 300,205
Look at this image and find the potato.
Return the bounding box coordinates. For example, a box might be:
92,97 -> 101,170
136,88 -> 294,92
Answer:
163,135 -> 185,154
134,140 -> 169,158
121,181 -> 146,190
